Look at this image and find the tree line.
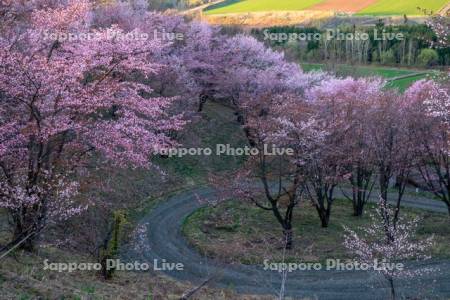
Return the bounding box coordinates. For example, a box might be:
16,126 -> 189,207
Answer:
0,0 -> 448,281
253,22 -> 450,67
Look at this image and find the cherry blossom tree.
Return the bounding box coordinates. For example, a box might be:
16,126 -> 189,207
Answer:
269,96 -> 330,230
309,78 -> 381,216
178,22 -> 225,112
304,78 -> 382,223
300,118 -> 341,227
426,14 -> 450,48
92,1 -> 208,121
214,92 -> 325,249
193,33 -> 326,117
364,87 -> 417,222
344,200 -> 435,300
0,0 -> 186,251
225,36 -> 320,101
405,80 -> 450,215
422,80 -> 450,129
207,36 -> 331,245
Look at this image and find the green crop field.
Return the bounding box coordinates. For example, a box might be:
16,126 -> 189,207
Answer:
204,0 -> 449,15
357,0 -> 449,16
204,0 -> 323,14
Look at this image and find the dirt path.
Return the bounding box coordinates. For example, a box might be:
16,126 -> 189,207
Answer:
122,186 -> 450,299
310,0 -> 378,13
438,2 -> 450,16
179,0 -> 226,16
385,71 -> 428,84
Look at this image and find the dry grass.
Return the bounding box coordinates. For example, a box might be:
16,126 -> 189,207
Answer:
0,247 -> 276,299
200,10 -> 334,27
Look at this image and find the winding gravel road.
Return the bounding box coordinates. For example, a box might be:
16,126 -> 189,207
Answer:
123,187 -> 450,299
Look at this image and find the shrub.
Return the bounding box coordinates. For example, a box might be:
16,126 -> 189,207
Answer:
380,49 -> 396,65
417,48 -> 439,67
372,50 -> 379,63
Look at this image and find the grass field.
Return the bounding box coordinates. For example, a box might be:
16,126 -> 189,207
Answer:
204,0 -> 323,14
205,0 -> 449,15
385,73 -> 430,90
154,102 -> 247,181
357,0 -> 449,16
301,63 -> 415,77
301,63 -> 433,91
183,199 -> 450,265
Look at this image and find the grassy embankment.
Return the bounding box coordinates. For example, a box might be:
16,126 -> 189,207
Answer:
183,199 -> 450,265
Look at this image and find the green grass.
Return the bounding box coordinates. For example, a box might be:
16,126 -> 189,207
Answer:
302,63 -> 416,78
357,0 -> 448,16
385,73 -> 429,91
153,102 -> 247,182
301,63 -> 433,91
183,199 -> 450,265
204,0 -> 323,15
205,0 -> 449,15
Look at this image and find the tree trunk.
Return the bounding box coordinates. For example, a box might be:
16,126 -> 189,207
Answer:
18,234 -> 35,252
388,277 -> 396,300
12,220 -> 38,252
315,200 -> 332,228
379,169 -> 390,203
353,201 -> 364,217
6,229 -> 35,253
352,170 -> 365,216
317,208 -> 330,228
282,227 -> 293,250
352,185 -> 365,217
100,254 -> 114,280
320,216 -> 328,228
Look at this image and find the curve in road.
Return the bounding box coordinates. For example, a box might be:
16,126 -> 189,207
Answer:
122,187 -> 450,299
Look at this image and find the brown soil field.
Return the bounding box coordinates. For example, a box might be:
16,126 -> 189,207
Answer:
310,0 -> 379,13
202,10 -> 334,27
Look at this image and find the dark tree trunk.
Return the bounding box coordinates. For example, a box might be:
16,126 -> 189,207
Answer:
268,198 -> 296,250
323,209 -> 331,228
313,188 -> 334,228
270,206 -> 295,250
388,277 -> 396,300
316,207 -> 331,228
353,201 -> 364,217
379,173 -> 390,203
350,166 -> 372,217
13,232 -> 36,252
100,255 -> 114,280
11,216 -> 40,252
6,230 -> 35,252
282,226 -> 293,250
352,184 -> 365,216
